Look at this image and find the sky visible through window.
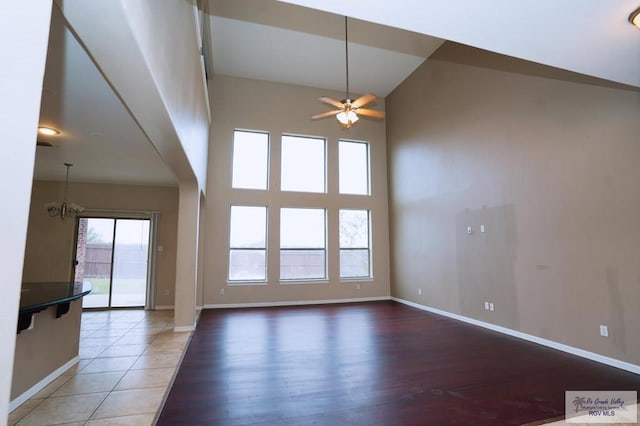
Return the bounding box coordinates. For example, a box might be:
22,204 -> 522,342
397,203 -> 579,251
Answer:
339,141 -> 369,195
232,131 -> 269,190
281,135 -> 325,193
86,219 -> 149,245
280,208 -> 325,248
229,206 -> 266,248
230,207 -> 328,250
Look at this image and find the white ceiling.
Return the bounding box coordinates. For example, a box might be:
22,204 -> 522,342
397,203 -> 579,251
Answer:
277,0 -> 640,89
36,0 -> 640,185
210,16 -> 430,97
36,6 -> 177,185
208,0 -> 445,97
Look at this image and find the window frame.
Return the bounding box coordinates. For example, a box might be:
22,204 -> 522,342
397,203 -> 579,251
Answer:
279,207 -> 328,283
231,129 -> 270,191
339,139 -> 371,196
227,205 -> 268,284
280,133 -> 327,194
339,208 -> 372,280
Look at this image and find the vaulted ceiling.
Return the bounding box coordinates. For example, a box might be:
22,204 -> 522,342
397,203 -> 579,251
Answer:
208,0 -> 444,97
34,0 -> 640,185
278,0 -> 640,88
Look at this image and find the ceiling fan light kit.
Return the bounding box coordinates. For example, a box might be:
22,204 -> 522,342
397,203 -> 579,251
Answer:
312,16 -> 385,128
337,110 -> 359,126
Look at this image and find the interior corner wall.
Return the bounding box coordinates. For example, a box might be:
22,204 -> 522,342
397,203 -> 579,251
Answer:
23,181 -> 179,307
385,50 -> 640,365
203,75 -> 391,306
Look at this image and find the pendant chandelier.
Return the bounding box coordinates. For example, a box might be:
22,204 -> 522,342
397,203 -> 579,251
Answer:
45,163 -> 85,220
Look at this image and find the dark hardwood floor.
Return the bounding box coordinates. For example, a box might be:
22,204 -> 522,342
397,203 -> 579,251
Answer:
158,301 -> 640,425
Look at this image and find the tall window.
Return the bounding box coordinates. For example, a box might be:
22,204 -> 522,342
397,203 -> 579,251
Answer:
280,208 -> 326,280
281,135 -> 326,193
339,140 -> 370,195
339,209 -> 371,278
228,206 -> 267,281
232,130 -> 269,190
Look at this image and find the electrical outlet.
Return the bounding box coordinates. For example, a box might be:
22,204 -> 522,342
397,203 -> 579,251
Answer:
467,226 -> 473,235
484,301 -> 490,310
220,288 -> 225,295
418,288 -> 422,296
600,325 -> 608,337
480,225 -> 486,233
489,302 -> 495,312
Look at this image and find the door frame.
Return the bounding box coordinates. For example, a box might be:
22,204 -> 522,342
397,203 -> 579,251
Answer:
72,211 -> 159,310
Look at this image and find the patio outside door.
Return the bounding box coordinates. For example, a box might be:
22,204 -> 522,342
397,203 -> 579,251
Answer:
74,217 -> 150,308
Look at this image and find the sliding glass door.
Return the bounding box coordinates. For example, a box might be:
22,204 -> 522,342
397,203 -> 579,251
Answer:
75,217 -> 150,309
111,219 -> 150,307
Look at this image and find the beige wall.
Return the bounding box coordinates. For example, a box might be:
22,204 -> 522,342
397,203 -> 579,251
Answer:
204,76 -> 391,305
23,181 -> 179,307
11,301 -> 82,400
386,43 -> 640,365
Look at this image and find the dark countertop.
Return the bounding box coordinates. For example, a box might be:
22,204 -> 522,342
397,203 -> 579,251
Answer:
19,281 -> 92,315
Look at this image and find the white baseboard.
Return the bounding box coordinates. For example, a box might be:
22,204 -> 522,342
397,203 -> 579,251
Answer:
204,296 -> 391,309
154,305 -> 175,310
152,305 -> 203,311
392,297 -> 640,375
174,325 -> 196,332
10,356 -> 79,412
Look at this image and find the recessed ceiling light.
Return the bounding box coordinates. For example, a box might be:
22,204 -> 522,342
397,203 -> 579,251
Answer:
630,7 -> 640,29
38,127 -> 60,136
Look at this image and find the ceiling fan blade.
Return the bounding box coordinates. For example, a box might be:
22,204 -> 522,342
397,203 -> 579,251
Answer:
356,108 -> 385,119
352,93 -> 377,108
319,96 -> 345,109
312,110 -> 340,120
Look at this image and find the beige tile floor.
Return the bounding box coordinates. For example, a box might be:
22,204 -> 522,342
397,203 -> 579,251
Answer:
9,309 -> 191,426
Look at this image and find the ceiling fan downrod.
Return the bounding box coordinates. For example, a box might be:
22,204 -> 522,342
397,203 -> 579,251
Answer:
344,16 -> 351,103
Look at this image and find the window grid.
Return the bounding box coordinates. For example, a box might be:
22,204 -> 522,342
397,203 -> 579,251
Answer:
227,131 -> 375,285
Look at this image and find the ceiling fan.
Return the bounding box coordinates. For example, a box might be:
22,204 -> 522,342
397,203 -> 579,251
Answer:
312,16 -> 385,128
